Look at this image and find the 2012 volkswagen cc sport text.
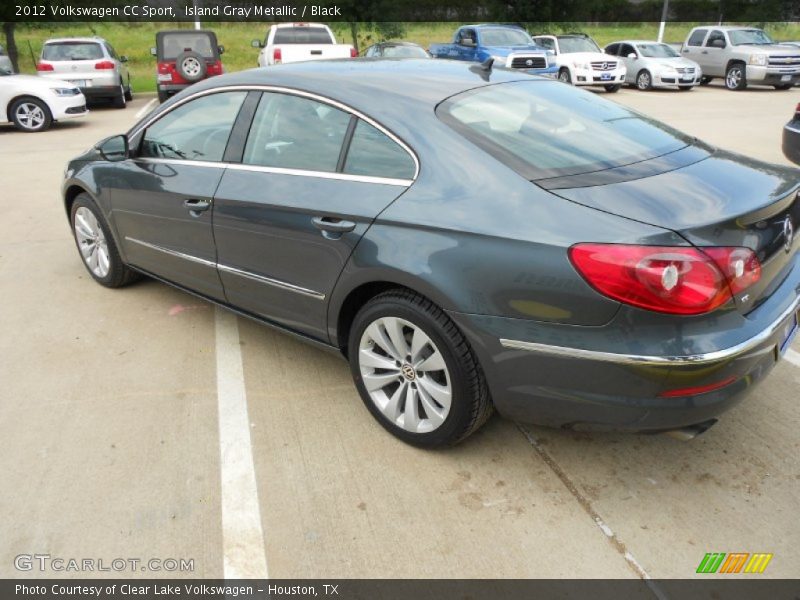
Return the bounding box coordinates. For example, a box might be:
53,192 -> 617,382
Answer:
62,60 -> 800,447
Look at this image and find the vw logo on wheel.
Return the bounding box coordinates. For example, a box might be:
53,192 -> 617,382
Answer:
401,364 -> 416,381
784,216 -> 794,253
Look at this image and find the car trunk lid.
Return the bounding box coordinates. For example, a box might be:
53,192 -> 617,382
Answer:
549,150 -> 800,314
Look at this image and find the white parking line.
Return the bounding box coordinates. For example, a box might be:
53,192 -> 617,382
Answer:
135,98 -> 157,119
784,348 -> 800,368
215,307 -> 269,579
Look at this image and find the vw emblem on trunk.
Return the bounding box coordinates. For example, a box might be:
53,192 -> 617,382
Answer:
784,216 -> 794,253
525,59 -> 533,67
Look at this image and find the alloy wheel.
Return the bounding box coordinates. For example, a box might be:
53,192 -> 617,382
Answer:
637,71 -> 651,90
726,67 -> 742,89
73,207 -> 111,278
15,102 -> 45,130
358,316 -> 452,434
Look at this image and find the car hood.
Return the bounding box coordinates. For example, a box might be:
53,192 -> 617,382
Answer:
741,43 -> 800,55
2,73 -> 79,90
483,45 -> 547,55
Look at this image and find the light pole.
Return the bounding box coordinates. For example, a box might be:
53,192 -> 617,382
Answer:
193,0 -> 201,30
657,0 -> 670,42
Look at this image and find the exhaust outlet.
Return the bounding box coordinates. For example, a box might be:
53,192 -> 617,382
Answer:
665,419 -> 718,441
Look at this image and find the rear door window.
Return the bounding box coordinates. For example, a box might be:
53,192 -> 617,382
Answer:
243,92 -> 350,172
343,120 -> 415,180
687,29 -> 707,46
42,42 -> 103,61
140,92 -> 246,162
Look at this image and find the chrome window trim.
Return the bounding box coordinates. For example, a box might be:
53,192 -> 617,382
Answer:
128,84 -> 420,183
134,157 -> 413,187
125,237 -> 325,300
500,294 -> 800,365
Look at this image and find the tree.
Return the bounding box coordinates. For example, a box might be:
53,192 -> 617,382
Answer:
2,22 -> 19,72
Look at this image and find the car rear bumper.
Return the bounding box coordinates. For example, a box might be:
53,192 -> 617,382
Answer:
783,120 -> 800,165
449,253 -> 800,432
80,85 -> 120,99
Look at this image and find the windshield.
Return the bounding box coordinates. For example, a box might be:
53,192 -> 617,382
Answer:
557,36 -> 601,54
636,43 -> 679,58
273,27 -> 333,44
729,29 -> 774,45
481,28 -> 533,46
42,42 -> 103,61
160,33 -> 216,59
383,45 -> 429,58
437,80 -> 691,179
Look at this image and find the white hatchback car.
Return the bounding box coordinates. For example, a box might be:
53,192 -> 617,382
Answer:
0,67 -> 87,132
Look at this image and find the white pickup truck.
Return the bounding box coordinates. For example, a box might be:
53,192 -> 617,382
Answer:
252,23 -> 356,67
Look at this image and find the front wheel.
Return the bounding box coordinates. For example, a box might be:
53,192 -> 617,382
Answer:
774,84 -> 793,90
348,290 -> 492,447
604,84 -> 621,93
699,76 -> 712,86
678,85 -> 694,91
558,68 -> 572,84
725,63 -> 747,90
10,97 -> 52,132
70,194 -> 140,288
636,70 -> 653,91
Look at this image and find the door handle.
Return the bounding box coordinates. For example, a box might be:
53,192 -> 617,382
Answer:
312,216 -> 356,237
183,198 -> 211,216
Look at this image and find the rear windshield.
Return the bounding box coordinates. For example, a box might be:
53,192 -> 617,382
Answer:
273,27 -> 333,44
160,33 -> 216,59
42,42 -> 103,61
437,80 -> 691,180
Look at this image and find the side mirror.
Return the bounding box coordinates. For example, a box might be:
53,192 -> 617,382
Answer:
251,40 -> 263,49
627,52 -> 637,59
218,45 -> 224,55
150,47 -> 157,57
98,135 -> 129,162
119,55 -> 128,63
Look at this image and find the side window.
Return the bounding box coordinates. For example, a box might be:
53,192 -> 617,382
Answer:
687,29 -> 707,47
620,43 -> 635,57
458,29 -> 476,44
537,38 -> 555,51
343,120 -> 415,180
140,92 -> 246,162
243,92 -> 350,172
706,30 -> 725,47
605,43 -> 619,56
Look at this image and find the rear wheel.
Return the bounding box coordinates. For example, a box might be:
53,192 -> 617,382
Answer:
774,84 -> 792,90
636,69 -> 653,91
112,83 -> 127,108
157,89 -> 170,103
558,68 -> 572,84
10,97 -> 52,132
348,289 -> 492,447
725,63 -> 747,90
124,80 -> 133,101
678,85 -> 694,91
699,76 -> 712,86
70,194 -> 140,288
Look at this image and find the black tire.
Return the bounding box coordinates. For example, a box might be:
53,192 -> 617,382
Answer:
636,69 -> 653,91
111,83 -> 127,109
157,89 -> 170,103
725,63 -> 747,90
175,51 -> 206,83
9,96 -> 52,132
678,85 -> 694,91
557,68 -> 572,84
348,289 -> 493,448
70,194 -> 140,288
124,80 -> 133,101
699,76 -> 712,86
604,84 -> 621,93
774,84 -> 792,90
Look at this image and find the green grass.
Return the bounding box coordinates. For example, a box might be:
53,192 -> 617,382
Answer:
12,21 -> 800,93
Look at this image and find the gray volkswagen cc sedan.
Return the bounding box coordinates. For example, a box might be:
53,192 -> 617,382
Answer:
62,60 -> 799,447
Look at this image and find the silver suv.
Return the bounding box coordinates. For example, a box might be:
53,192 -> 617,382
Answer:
37,37 -> 131,108
681,26 -> 800,90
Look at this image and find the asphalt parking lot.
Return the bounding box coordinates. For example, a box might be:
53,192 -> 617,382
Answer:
1,81 -> 799,581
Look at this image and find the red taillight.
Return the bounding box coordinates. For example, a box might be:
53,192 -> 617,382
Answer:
36,62 -> 54,71
95,60 -> 115,70
207,60 -> 223,75
157,62 -> 171,74
569,244 -> 761,315
350,47 -> 358,58
658,376 -> 737,398
273,48 -> 282,64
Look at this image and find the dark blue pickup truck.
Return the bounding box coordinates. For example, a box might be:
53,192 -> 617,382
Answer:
429,24 -> 557,77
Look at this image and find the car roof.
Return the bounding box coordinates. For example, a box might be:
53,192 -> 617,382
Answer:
691,25 -> 763,31
463,24 -> 525,29
612,40 -> 665,45
376,41 -> 423,47
44,37 -> 105,44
